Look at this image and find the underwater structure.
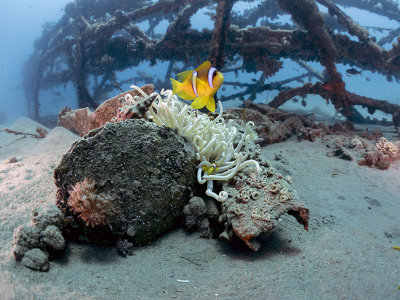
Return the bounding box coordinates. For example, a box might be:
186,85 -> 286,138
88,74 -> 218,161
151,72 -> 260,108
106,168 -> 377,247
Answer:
22,0 -> 400,126
4,2 -> 400,297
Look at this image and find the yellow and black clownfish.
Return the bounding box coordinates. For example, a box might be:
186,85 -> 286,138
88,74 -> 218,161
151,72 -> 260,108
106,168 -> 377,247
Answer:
170,61 -> 224,112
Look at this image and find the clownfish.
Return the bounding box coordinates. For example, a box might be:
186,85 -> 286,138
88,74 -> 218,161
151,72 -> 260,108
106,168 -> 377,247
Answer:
202,160 -> 219,175
170,61 -> 224,112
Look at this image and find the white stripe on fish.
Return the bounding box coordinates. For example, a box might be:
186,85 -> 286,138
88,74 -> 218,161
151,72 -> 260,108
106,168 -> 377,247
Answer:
191,71 -> 199,97
208,67 -> 217,88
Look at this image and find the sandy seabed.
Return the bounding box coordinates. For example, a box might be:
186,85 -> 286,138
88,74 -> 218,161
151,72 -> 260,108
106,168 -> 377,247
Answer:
0,117 -> 399,300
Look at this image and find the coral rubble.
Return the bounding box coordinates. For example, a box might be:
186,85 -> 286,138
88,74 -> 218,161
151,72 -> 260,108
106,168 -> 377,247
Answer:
357,137 -> 400,170
308,126 -> 400,170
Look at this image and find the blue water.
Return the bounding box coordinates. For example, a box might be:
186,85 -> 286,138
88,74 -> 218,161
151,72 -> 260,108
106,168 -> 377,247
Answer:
0,0 -> 399,124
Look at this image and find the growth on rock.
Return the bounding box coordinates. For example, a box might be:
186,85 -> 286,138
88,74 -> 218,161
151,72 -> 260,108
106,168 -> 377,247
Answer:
68,178 -> 120,228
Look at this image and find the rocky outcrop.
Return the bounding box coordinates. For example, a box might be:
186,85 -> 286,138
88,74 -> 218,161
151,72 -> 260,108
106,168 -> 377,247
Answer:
224,102 -> 313,146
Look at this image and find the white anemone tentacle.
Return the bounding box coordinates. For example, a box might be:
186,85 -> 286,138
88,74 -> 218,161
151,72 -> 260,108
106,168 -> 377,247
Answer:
205,180 -> 228,202
197,161 -> 212,169
197,168 -> 207,184
202,153 -> 244,180
198,136 -> 217,157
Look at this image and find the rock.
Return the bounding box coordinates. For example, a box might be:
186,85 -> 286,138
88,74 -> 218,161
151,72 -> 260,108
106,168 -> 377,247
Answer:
57,84 -> 154,136
116,239 -> 133,257
41,225 -> 65,251
4,156 -> 17,163
31,205 -> 64,231
348,137 -> 364,150
183,197 -> 207,229
183,197 -> 210,238
12,204 -> 65,271
12,225 -> 41,261
203,197 -> 220,226
91,84 -> 154,129
20,248 -> 49,272
57,107 -> 93,136
183,196 -> 227,239
54,119 -> 198,246
224,104 -> 311,146
327,146 -> 354,161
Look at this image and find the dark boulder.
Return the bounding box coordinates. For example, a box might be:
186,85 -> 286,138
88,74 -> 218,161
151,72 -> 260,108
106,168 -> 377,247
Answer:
54,119 -> 197,245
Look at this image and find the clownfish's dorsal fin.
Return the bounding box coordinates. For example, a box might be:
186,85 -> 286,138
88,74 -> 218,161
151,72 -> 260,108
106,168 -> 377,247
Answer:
177,70 -> 194,82
195,61 -> 212,72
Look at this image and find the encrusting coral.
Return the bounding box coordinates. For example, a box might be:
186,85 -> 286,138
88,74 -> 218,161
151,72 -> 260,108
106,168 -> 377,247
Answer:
68,178 -> 119,228
130,85 -> 260,202
220,157 -> 309,251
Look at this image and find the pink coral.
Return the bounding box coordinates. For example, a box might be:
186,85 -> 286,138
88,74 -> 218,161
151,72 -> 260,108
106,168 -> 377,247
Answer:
358,137 -> 400,170
68,178 -> 118,228
358,151 -> 391,170
376,137 -> 398,158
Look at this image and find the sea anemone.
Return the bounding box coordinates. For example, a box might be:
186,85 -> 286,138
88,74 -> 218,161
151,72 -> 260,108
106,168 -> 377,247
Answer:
68,178 -> 118,228
130,85 -> 260,202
